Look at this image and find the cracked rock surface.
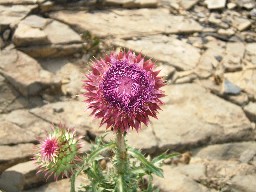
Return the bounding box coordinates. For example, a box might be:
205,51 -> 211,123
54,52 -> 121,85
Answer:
0,0 -> 256,191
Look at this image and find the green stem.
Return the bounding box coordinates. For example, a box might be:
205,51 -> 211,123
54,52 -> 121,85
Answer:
116,130 -> 127,175
70,174 -> 76,192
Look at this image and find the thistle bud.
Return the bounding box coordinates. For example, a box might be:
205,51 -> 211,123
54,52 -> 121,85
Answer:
34,123 -> 82,180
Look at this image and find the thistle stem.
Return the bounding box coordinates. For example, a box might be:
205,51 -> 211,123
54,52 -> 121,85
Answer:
116,130 -> 127,175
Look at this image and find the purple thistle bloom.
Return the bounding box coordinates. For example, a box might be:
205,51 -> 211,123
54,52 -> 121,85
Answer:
83,51 -> 165,132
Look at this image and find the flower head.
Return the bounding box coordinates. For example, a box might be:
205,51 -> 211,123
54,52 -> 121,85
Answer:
83,51 -> 165,132
34,123 -> 82,180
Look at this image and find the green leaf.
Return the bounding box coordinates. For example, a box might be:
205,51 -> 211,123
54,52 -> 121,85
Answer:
128,147 -> 163,178
152,152 -> 179,165
116,175 -> 125,192
87,142 -> 115,163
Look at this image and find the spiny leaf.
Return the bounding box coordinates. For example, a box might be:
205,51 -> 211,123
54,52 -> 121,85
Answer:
152,152 -> 180,165
87,142 -> 115,163
128,147 -> 163,178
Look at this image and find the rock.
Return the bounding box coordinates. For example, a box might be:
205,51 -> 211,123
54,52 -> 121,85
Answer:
29,101 -> 102,136
0,121 -> 34,145
225,69 -> 256,99
23,175 -> 87,192
114,35 -> 201,71
39,58 -> 83,96
0,161 -> 47,192
230,174 -> 256,192
194,142 -> 256,161
0,49 -> 58,96
155,64 -> 176,80
13,24 -> 50,46
239,149 -> 256,163
0,75 -> 20,113
2,109 -> 51,137
0,5 -> 36,28
244,102 -> 256,122
236,0 -> 255,9
223,42 -> 245,72
217,28 -> 235,36
153,165 -> 211,192
0,0 -> 43,5
224,92 -> 249,106
13,15 -> 82,57
151,84 -> 253,151
205,0 -> 226,10
0,144 -> 35,172
50,9 -> 203,39
126,126 -> 158,154
232,16 -> 252,31
244,43 -> 256,66
179,0 -> 200,10
227,2 -> 236,9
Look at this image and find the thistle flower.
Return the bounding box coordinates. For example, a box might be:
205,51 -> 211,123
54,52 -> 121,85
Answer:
83,51 -> 165,132
34,123 -> 82,180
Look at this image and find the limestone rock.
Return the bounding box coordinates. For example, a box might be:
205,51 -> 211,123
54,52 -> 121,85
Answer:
0,161 -> 47,192
0,0 -> 43,5
194,142 -> 256,161
152,84 -> 252,151
39,58 -> 83,96
230,174 -> 256,192
244,43 -> 256,66
23,175 -> 87,192
236,0 -> 255,9
13,15 -> 82,57
0,121 -> 34,145
205,0 -> 226,10
225,69 -> 256,99
0,49 -> 58,96
223,42 -> 245,72
126,126 -> 158,154
0,5 -> 36,28
244,102 -> 256,122
0,144 -> 35,172
232,16 -> 252,31
29,101 -> 102,136
153,165 -> 211,192
114,35 -> 201,71
50,9 -> 203,39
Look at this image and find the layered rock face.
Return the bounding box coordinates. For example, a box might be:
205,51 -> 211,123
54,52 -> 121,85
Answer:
0,0 -> 256,191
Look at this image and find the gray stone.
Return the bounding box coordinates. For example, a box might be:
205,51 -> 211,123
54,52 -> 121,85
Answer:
0,121 -> 34,145
239,149 -> 256,163
2,109 -> 51,137
29,101 -> 102,136
0,0 -> 43,5
236,0 -> 255,9
39,58 -> 83,96
50,9 -> 203,39
0,144 -> 35,172
225,69 -> 256,100
244,102 -> 256,122
0,5 -> 36,27
153,165 -> 211,192
205,0 -> 226,9
23,175 -> 87,192
194,142 -> 256,161
0,161 -> 46,192
126,126 -> 158,154
0,49 -> 57,96
114,35 -> 201,71
152,84 -> 253,151
230,174 -> 256,192
13,15 -> 82,57
223,42 -> 245,72
232,16 -> 252,31
43,20 -> 81,45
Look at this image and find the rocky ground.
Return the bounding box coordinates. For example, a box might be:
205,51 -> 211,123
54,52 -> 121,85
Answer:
0,0 -> 256,191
